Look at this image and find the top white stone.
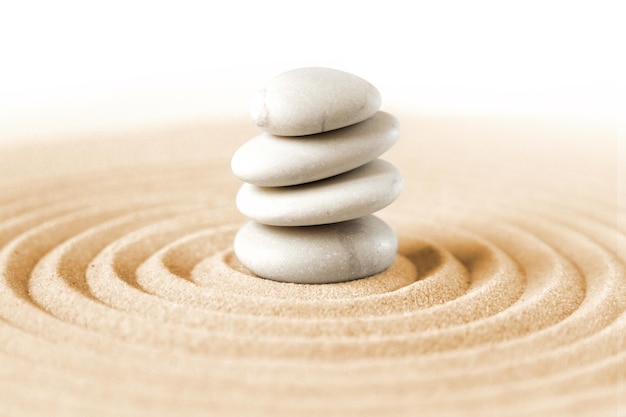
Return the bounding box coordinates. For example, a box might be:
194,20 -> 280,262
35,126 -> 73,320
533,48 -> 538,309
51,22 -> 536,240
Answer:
250,67 -> 382,136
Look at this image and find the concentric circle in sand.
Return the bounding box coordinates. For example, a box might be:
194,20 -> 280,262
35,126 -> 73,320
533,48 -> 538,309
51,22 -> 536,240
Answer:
0,116 -> 624,416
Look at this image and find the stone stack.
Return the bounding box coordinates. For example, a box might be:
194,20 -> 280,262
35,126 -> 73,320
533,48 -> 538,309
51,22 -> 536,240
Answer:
231,67 -> 402,284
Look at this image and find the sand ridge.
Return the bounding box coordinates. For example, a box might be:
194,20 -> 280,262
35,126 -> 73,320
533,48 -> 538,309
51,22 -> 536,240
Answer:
0,116 -> 624,416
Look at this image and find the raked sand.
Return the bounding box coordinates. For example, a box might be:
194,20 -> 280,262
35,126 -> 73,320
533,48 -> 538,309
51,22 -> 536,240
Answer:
0,115 -> 624,416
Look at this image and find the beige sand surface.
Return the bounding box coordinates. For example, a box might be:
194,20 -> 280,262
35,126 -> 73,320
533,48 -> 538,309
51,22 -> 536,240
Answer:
0,115 -> 624,416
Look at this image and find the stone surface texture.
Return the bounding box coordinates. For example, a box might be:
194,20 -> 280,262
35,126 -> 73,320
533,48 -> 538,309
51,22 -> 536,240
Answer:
236,159 -> 402,226
231,111 -> 399,187
250,67 -> 381,136
233,216 -> 397,284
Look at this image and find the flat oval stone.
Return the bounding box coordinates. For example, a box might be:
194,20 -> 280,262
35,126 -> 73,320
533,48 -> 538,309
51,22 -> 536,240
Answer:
233,215 -> 397,284
250,67 -> 381,136
232,112 -> 399,187
236,159 -> 403,226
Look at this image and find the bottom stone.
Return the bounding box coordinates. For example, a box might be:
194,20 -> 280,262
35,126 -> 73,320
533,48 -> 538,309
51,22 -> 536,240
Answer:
233,215 -> 397,284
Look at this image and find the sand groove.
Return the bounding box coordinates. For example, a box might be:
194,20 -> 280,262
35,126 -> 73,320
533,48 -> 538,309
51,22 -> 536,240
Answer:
0,117 -> 624,416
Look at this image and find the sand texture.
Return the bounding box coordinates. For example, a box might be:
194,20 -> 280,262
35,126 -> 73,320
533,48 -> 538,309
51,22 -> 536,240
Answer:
0,116 -> 624,416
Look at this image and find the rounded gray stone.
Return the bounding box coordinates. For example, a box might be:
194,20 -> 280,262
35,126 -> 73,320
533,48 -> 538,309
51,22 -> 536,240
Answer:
236,159 -> 403,226
250,67 -> 381,136
232,111 -> 399,187
233,215 -> 397,284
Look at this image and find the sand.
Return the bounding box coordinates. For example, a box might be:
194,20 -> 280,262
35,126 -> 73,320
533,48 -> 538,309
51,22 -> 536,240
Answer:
0,115 -> 624,416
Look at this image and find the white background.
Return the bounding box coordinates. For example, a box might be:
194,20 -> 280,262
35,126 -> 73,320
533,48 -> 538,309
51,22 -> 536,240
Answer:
0,0 -> 623,142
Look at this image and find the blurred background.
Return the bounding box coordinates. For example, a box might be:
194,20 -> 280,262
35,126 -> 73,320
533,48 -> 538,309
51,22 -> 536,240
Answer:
0,0 -> 623,143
